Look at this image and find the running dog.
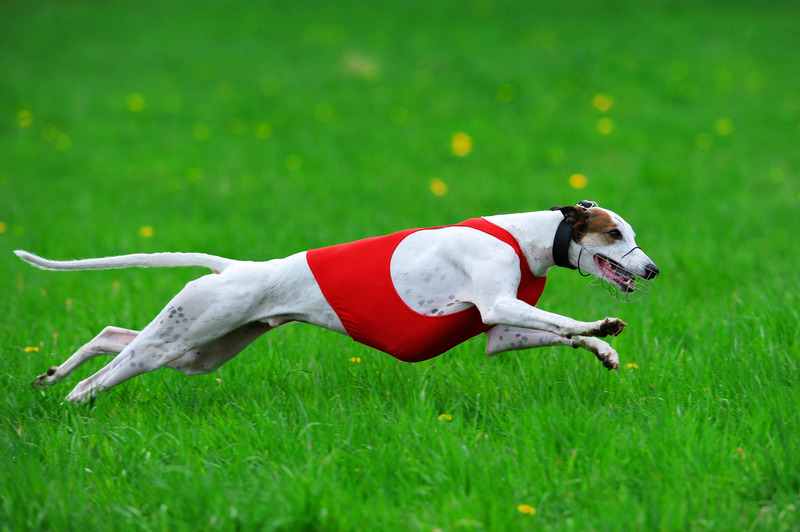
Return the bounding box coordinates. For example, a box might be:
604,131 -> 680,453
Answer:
15,201 -> 658,403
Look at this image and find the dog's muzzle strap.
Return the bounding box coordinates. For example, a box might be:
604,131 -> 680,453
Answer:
552,218 -> 577,270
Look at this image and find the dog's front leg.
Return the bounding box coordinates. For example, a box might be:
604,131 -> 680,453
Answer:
480,298 -> 626,338
485,326 -> 620,369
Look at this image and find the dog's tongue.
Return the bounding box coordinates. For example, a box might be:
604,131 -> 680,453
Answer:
596,256 -> 628,284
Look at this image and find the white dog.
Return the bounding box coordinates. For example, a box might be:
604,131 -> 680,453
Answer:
15,201 -> 658,403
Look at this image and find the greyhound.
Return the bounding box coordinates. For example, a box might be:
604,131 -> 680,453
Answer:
15,201 -> 658,403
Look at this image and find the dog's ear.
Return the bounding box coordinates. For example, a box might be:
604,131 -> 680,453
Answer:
557,206 -> 584,226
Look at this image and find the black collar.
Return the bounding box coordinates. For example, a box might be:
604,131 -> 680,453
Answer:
552,218 -> 577,270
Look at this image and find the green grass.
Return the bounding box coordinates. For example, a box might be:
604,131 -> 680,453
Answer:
2,0 -> 799,530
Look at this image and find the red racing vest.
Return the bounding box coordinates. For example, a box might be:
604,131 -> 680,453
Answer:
306,218 -> 546,362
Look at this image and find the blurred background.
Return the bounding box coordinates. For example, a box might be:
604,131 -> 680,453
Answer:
2,0 -> 798,334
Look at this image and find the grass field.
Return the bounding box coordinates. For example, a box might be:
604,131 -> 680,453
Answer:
2,0 -> 799,530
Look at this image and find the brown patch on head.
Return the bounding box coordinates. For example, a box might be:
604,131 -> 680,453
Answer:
572,209 -> 618,245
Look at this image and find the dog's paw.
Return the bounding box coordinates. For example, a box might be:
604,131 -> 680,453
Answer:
31,366 -> 59,389
597,317 -> 626,337
598,349 -> 620,370
575,336 -> 619,370
64,383 -> 95,404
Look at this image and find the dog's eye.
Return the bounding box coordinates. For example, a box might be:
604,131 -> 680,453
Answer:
608,229 -> 623,240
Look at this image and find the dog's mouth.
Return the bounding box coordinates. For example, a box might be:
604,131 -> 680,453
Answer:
588,252 -> 656,303
594,254 -> 635,292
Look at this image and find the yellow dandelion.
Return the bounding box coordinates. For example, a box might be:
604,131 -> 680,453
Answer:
139,225 -> 154,238
193,123 -> 212,141
0,221 -> 6,234
255,122 -> 273,140
597,117 -> 614,135
592,93 -> 613,112
349,357 -> 361,363
17,109 -> 33,128
451,132 -> 473,156
626,363 -> 639,369
438,414 -> 452,421
569,173 -> 588,189
344,53 -> 381,83
284,154 -> 302,171
517,504 -> 536,515
187,167 -> 203,183
24,346 -> 40,353
715,118 -> 733,136
429,178 -> 448,197
126,93 -> 146,113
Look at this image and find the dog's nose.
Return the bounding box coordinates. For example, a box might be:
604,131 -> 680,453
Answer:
643,262 -> 659,280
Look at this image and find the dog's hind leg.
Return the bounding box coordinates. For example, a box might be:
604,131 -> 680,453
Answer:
165,321 -> 272,375
62,268 -> 273,402
485,326 -> 620,369
62,321 -> 226,403
31,326 -> 139,390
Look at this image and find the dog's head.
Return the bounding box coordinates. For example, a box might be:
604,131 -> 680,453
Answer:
553,201 -> 659,302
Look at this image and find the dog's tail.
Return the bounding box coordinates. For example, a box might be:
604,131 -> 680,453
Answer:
14,250 -> 235,274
